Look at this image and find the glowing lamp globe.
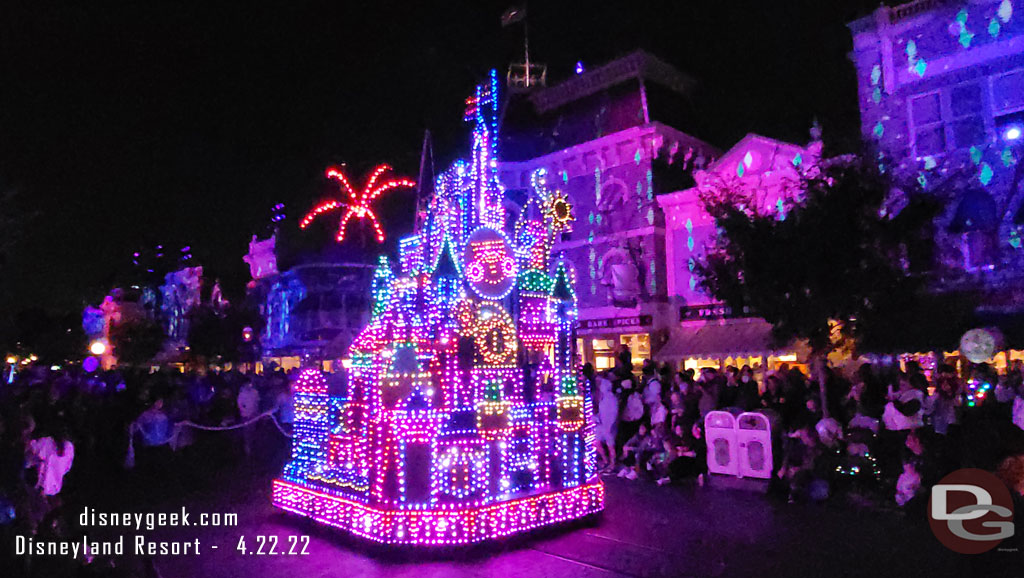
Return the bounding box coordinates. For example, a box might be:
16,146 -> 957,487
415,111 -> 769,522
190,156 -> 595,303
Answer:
89,340 -> 107,356
83,356 -> 100,373
960,328 -> 1002,364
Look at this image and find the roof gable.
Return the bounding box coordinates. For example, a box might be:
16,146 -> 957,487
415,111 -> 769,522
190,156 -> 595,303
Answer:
706,133 -> 811,179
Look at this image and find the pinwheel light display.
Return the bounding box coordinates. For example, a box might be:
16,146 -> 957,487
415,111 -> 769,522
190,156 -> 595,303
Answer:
300,164 -> 415,243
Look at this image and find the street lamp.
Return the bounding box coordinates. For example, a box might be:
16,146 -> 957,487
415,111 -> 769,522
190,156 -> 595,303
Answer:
89,340 -> 107,356
996,111 -> 1024,144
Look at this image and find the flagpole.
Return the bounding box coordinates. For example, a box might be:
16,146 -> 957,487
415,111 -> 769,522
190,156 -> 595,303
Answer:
415,129 -> 431,235
524,9 -> 530,88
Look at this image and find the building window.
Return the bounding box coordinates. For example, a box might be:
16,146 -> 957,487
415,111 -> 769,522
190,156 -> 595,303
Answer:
992,69 -> 1024,142
591,339 -> 617,370
619,333 -> 651,362
909,82 -> 987,156
915,125 -> 946,157
912,92 -> 942,124
911,92 -> 945,156
950,83 -> 985,148
992,69 -> 1024,114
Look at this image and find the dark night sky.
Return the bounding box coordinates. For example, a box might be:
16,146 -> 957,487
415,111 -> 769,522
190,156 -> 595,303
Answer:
0,1 -> 886,343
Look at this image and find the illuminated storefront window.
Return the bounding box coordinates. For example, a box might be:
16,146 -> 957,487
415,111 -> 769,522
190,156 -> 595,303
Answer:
620,333 -> 651,361
592,338 -> 617,370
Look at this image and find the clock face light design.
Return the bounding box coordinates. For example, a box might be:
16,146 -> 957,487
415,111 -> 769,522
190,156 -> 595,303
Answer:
464,227 -> 517,300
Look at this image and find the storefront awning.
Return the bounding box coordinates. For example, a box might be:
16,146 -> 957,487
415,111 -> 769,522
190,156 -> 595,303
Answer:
655,318 -> 783,361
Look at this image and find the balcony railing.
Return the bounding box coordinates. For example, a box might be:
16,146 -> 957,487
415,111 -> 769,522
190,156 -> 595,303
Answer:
888,0 -> 953,24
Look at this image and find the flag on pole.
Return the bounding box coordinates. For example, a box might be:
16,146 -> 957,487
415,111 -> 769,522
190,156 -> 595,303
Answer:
413,130 -> 435,235
501,5 -> 526,27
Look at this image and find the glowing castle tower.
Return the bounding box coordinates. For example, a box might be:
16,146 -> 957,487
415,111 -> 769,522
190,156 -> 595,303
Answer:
272,70 -> 603,545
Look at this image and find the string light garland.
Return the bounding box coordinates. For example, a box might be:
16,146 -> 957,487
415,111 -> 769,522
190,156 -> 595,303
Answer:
300,164 -> 415,243
274,71 -> 601,546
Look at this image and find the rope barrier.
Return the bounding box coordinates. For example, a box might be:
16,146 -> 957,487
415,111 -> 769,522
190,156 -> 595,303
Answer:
177,408 -> 281,432
124,408 -> 293,469
268,413 -> 294,438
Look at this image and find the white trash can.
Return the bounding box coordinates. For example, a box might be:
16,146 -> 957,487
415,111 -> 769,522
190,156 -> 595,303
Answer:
704,411 -> 738,476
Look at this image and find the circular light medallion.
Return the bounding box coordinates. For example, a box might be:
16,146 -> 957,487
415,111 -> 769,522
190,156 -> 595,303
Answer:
960,328 -> 1001,363
464,227 -> 517,300
553,198 -> 571,222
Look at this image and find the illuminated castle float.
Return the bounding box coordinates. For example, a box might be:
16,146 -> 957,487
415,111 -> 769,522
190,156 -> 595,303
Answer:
272,70 -> 604,545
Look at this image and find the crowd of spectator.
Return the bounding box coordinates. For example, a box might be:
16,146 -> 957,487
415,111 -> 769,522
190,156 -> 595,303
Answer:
4,347 -> 1024,574
0,365 -> 296,575
582,344 -> 1024,509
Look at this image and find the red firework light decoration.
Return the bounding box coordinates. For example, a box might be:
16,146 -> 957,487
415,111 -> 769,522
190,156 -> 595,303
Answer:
300,164 -> 415,243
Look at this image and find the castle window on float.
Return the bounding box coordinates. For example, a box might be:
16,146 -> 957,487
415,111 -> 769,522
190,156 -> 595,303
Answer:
272,70 -> 603,546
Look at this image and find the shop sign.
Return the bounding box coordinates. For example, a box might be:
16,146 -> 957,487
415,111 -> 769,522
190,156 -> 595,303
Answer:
680,304 -> 749,321
578,315 -> 653,330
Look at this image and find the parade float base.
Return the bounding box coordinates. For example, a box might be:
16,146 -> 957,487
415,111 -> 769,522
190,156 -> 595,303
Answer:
272,479 -> 604,546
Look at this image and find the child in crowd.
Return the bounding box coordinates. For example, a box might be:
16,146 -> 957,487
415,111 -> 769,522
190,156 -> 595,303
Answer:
619,422 -> 654,481
649,395 -> 668,431
595,374 -> 619,471
926,373 -> 960,435
667,390 -> 687,430
641,423 -> 668,478
895,456 -> 922,507
778,425 -> 823,503
655,422 -> 706,486
618,381 -> 646,450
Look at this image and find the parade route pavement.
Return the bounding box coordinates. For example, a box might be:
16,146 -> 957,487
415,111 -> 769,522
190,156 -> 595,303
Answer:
142,472 -> 1009,578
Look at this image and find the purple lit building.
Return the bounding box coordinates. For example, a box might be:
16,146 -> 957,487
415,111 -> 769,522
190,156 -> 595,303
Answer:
655,135 -> 819,372
849,0 -> 1024,359
498,51 -> 720,370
